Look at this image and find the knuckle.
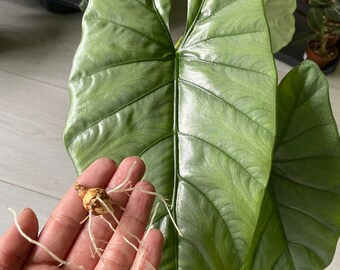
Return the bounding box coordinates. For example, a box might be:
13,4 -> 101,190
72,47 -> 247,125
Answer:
49,211 -> 79,231
101,246 -> 132,269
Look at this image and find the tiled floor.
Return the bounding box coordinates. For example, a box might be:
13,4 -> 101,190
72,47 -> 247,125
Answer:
0,0 -> 339,268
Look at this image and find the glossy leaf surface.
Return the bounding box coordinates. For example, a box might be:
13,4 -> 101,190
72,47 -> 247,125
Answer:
64,0 -> 276,268
65,1 -> 340,269
246,61 -> 340,270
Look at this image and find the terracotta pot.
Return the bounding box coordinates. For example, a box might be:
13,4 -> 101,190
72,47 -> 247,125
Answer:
328,34 -> 339,46
306,41 -> 338,69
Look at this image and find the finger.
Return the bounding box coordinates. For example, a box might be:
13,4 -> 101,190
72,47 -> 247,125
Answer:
132,229 -> 164,270
27,157 -> 117,265
65,157 -> 146,268
107,156 -> 146,206
0,208 -> 38,270
105,156 -> 147,227
96,181 -> 155,270
23,265 -> 59,270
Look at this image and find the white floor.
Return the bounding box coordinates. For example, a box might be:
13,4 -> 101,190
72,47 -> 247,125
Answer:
0,0 -> 339,269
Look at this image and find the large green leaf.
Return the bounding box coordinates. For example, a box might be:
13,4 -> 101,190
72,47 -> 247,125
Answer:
245,61 -> 340,270
264,0 -> 296,53
64,0 -> 277,268
79,0 -> 297,54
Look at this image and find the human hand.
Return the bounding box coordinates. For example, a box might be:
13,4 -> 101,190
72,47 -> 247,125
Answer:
0,157 -> 164,270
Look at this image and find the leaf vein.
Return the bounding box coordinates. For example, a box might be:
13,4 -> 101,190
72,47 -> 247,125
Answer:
184,57 -> 273,79
278,203 -> 338,233
181,0 -> 206,47
270,247 -> 288,270
271,171 -> 339,197
179,77 -> 273,136
274,155 -> 340,164
182,30 -> 266,49
287,240 -> 326,265
138,133 -> 173,156
71,57 -> 174,82
86,16 -> 172,50
196,0 -> 238,24
276,83 -> 326,148
278,124 -> 333,146
178,177 -> 242,266
179,132 -> 264,188
179,237 -> 210,268
151,0 -> 174,48
66,80 -> 174,148
247,208 -> 277,269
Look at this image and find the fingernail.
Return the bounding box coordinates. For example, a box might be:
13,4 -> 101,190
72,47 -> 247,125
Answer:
20,208 -> 28,215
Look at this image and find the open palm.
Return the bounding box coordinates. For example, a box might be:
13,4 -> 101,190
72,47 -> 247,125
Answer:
0,157 -> 163,270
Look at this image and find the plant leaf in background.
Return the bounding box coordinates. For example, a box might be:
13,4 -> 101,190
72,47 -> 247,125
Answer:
264,0 -> 296,53
326,4 -> 340,22
246,61 -> 340,270
64,0 -> 277,268
307,7 -> 327,32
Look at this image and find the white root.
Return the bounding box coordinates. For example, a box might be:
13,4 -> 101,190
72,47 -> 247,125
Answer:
134,202 -> 160,270
97,196 -> 141,250
88,210 -> 103,260
111,160 -> 137,192
7,208 -> 85,270
107,187 -> 182,237
100,215 -> 139,252
106,160 -> 182,237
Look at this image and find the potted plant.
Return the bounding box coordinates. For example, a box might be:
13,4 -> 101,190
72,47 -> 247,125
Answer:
304,0 -> 340,68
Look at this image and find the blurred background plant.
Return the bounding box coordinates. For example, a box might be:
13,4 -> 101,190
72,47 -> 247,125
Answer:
300,0 -> 340,67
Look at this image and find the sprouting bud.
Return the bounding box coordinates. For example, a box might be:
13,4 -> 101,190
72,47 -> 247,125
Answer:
74,182 -> 114,215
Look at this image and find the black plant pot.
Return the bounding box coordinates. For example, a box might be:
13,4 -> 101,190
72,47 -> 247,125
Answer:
39,0 -> 80,14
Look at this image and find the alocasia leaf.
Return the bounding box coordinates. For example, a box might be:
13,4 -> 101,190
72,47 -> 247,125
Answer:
245,61 -> 340,270
64,0 -> 276,268
264,0 -> 296,53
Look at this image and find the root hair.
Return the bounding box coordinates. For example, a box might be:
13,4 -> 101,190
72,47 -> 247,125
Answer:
8,208 -> 85,270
